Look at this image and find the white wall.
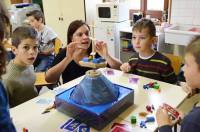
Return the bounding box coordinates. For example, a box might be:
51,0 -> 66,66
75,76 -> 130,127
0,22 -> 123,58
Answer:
171,0 -> 200,25
3,0 -> 11,9
85,0 -> 102,25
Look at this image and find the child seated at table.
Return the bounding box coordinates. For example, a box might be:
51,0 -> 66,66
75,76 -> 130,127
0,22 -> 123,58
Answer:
120,18 -> 177,84
156,36 -> 200,132
3,26 -> 38,108
26,10 -> 57,72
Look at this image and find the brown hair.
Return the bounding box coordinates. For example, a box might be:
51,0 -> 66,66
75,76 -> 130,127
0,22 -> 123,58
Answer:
26,10 -> 45,23
185,36 -> 200,69
132,18 -> 156,37
67,20 -> 92,54
12,26 -> 37,48
0,1 -> 11,77
0,1 -> 11,40
0,19 -> 6,77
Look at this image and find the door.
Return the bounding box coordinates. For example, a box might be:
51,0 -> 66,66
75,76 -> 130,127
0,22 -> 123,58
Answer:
42,0 -> 86,44
60,0 -> 85,44
42,0 -> 64,42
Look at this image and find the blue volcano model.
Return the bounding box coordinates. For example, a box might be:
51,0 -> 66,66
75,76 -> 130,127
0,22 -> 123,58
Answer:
70,70 -> 119,106
55,70 -> 134,130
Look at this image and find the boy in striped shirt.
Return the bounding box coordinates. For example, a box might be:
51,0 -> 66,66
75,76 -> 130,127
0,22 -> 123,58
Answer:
120,18 -> 177,84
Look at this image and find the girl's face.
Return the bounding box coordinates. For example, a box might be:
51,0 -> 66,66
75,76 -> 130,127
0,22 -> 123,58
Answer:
183,53 -> 200,89
72,25 -> 90,49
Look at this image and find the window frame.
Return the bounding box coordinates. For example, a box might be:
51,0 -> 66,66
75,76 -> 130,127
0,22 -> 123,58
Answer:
129,0 -> 169,21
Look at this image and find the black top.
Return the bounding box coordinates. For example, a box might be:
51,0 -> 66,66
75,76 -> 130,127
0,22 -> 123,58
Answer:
51,48 -> 91,84
159,106 -> 200,132
128,52 -> 177,84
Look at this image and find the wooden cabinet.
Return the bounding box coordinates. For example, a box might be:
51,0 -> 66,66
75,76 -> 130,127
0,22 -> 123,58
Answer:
42,0 -> 85,44
10,0 -> 32,4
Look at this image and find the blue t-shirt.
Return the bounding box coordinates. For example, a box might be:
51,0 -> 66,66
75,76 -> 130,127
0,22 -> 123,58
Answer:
0,81 -> 16,132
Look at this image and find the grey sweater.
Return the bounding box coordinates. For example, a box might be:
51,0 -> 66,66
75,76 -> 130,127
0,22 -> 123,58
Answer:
3,61 -> 38,108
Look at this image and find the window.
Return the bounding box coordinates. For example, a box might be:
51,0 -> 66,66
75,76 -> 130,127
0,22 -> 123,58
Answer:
147,0 -> 164,11
129,0 -> 140,10
129,0 -> 168,21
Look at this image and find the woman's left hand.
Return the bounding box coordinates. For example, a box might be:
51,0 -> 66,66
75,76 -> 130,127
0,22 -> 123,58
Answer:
95,41 -> 109,59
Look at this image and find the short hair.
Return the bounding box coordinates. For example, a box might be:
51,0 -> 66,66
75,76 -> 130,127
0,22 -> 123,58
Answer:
12,26 -> 38,47
185,36 -> 200,69
67,20 -> 92,54
132,18 -> 156,37
26,10 -> 44,23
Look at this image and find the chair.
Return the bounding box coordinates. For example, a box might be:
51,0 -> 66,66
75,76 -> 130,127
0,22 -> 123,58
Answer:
54,38 -> 62,55
35,72 -> 53,86
164,53 -> 183,75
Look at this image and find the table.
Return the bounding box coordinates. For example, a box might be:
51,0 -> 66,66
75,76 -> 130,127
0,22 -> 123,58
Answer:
10,68 -> 187,132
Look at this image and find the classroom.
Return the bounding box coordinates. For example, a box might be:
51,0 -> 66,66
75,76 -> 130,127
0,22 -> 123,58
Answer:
1,0 -> 200,131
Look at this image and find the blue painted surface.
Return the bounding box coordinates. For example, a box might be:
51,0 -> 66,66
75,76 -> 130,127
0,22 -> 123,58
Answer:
56,84 -> 133,115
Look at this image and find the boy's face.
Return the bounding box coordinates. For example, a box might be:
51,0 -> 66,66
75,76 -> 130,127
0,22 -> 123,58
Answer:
132,28 -> 156,53
12,38 -> 38,66
27,16 -> 42,30
183,53 -> 200,89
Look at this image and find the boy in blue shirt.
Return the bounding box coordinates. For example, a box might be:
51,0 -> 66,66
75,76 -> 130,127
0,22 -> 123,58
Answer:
156,36 -> 200,132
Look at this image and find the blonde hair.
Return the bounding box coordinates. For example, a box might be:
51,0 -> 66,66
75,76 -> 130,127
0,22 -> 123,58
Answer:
185,36 -> 200,69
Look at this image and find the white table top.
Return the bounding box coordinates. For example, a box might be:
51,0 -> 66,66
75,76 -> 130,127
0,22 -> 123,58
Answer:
10,68 -> 187,132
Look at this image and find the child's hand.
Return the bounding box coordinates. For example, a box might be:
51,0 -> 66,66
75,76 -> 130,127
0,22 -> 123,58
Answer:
120,63 -> 131,73
156,106 -> 171,127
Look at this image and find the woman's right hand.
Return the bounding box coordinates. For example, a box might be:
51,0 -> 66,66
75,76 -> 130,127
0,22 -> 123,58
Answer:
120,62 -> 131,73
66,42 -> 79,60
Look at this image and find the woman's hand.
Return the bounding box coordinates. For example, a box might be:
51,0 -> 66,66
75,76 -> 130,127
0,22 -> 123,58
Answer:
156,106 -> 171,127
66,41 -> 84,60
95,41 -> 109,59
120,63 -> 131,73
